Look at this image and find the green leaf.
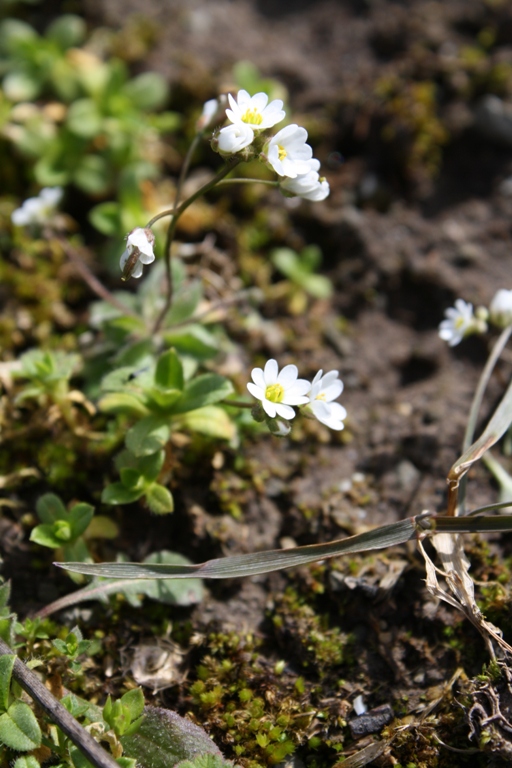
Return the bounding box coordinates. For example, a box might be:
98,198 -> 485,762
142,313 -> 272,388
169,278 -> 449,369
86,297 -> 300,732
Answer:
154,349 -> 184,391
179,406 -> 235,441
13,757 -> 41,768
30,525 -> 65,549
101,483 -> 144,506
145,484 -> 174,515
2,72 -> 40,102
144,388 -> 182,412
175,756 -> 233,768
126,416 -> 170,458
0,655 -> 14,712
166,281 -> 202,327
121,706 -> 224,768
68,503 -> 95,538
36,493 -> 67,524
0,701 -> 41,751
122,72 -> 168,111
0,582 -> 10,611
119,468 -> 145,491
73,154 -> 110,195
170,375 -> 233,415
163,325 -> 219,360
98,393 -> 149,418
121,689 -> 145,722
88,201 -> 121,236
46,14 -> 86,48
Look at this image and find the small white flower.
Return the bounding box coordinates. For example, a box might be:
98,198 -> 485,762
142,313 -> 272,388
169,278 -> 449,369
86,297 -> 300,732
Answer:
264,124 -> 313,178
247,359 -> 310,420
196,95 -> 228,132
489,289 -> 512,328
12,187 -> 63,227
120,227 -> 155,280
438,299 -> 477,346
304,370 -> 347,431
280,158 -> 330,201
226,90 -> 285,131
217,122 -> 255,154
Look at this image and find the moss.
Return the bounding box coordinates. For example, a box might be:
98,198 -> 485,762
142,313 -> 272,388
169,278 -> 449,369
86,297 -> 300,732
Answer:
186,630 -> 342,767
271,587 -> 352,678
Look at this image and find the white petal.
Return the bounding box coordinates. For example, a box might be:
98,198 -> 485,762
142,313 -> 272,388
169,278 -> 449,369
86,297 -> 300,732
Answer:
251,367 -> 266,389
247,382 -> 264,400
321,380 -> 343,402
262,398 -> 277,418
277,364 -> 299,386
129,228 -> 154,259
263,359 -> 278,384
275,403 -> 296,419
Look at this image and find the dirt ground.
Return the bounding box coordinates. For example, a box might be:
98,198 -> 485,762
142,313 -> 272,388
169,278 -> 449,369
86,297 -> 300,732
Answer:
7,0 -> 512,765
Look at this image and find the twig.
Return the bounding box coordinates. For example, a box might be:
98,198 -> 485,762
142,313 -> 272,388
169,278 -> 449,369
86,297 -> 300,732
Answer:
0,638 -> 118,768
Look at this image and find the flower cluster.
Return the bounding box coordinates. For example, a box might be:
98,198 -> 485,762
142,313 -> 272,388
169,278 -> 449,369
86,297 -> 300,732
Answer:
439,288 -> 512,347
11,187 -> 63,228
247,359 -> 346,432
211,90 -> 330,202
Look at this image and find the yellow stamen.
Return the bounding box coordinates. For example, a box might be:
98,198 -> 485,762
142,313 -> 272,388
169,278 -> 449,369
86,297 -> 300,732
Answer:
315,392 -> 326,401
265,383 -> 284,403
278,146 -> 287,161
242,108 -> 263,126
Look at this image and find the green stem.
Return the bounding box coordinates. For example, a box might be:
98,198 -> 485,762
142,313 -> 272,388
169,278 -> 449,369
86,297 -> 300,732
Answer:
459,324 -> 512,513
215,177 -> 279,187
152,157 -> 242,334
145,137 -> 202,230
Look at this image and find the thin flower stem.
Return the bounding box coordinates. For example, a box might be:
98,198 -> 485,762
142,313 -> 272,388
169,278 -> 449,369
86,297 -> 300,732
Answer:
146,207 -> 176,228
216,178 -> 279,187
145,136 -> 202,229
152,157 -> 242,334
175,133 -> 202,207
459,323 -> 512,514
224,399 -> 253,408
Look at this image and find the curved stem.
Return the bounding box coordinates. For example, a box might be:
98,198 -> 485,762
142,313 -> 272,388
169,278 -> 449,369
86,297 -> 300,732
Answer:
152,157 -> 242,334
144,135 -> 201,230
459,324 -> 512,513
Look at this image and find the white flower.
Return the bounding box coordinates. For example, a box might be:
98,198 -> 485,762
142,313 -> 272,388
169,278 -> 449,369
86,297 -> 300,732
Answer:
226,90 -> 285,131
12,187 -> 63,227
120,227 -> 155,280
247,359 -> 310,420
217,122 -> 255,154
280,158 -> 330,201
438,299 -> 477,346
304,370 -> 347,430
489,289 -> 512,328
264,124 -> 313,178
196,95 -> 228,132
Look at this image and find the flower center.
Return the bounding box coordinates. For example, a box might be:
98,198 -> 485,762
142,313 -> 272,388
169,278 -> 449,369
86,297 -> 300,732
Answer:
278,145 -> 287,161
242,108 -> 263,126
265,383 -> 285,403
315,392 -> 326,401
454,316 -> 465,329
